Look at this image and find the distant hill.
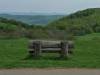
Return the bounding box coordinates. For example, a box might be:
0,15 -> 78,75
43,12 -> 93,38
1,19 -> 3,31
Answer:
0,17 -> 70,39
48,8 -> 100,35
0,14 -> 64,25
1,8 -> 100,39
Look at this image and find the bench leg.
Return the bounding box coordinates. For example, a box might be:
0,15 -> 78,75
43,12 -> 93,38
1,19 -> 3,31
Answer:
60,41 -> 69,58
34,41 -> 42,57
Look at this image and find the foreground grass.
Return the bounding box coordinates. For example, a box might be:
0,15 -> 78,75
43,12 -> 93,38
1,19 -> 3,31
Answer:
0,33 -> 100,68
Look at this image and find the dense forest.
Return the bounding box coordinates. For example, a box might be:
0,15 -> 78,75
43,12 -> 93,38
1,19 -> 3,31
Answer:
0,8 -> 100,40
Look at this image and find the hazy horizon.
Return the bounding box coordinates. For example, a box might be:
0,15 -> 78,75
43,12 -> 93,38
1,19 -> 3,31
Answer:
0,0 -> 100,15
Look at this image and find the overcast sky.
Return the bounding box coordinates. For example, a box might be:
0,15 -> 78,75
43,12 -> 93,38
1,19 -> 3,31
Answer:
0,0 -> 100,14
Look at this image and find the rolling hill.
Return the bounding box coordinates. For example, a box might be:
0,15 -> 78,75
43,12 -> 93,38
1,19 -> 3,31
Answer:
0,8 -> 100,39
48,8 -> 100,35
0,14 -> 64,25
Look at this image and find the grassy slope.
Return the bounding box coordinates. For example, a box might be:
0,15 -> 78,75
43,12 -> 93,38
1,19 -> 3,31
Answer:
48,8 -> 100,30
0,33 -> 100,68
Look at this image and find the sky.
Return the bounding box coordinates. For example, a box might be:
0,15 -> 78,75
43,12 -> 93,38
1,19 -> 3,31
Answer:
0,0 -> 100,14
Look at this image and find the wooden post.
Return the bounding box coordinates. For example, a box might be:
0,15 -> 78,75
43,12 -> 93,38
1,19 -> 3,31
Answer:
60,41 -> 69,58
28,41 -> 34,56
68,41 -> 74,54
33,41 -> 41,57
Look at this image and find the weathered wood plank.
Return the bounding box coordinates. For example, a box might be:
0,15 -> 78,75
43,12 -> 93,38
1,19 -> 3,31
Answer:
33,41 -> 41,57
28,40 -> 74,58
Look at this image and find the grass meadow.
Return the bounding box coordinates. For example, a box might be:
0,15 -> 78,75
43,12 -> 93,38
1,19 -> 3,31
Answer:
0,33 -> 100,69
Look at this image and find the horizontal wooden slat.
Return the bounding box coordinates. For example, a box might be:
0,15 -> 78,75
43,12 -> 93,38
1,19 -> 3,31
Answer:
42,48 -> 61,50
42,44 -> 60,48
28,48 -> 61,53
42,50 -> 60,53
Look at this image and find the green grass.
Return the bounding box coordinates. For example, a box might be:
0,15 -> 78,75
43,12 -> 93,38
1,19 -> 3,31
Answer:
0,33 -> 100,68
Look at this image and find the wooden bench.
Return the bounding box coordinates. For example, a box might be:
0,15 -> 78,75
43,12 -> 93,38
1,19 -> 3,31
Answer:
28,40 -> 74,58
